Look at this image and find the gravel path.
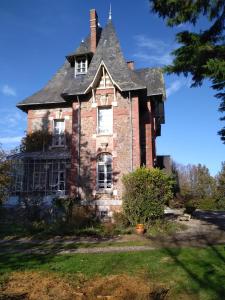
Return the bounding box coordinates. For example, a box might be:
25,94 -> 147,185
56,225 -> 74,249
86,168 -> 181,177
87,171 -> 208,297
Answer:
1,210 -> 225,255
22,245 -> 155,255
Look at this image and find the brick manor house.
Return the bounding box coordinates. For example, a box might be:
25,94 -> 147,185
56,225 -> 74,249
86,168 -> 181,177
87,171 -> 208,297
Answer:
10,9 -> 167,216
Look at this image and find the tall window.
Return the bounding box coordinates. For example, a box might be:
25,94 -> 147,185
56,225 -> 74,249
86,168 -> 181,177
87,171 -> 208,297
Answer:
49,162 -> 66,192
98,107 -> 112,134
53,119 -> 65,146
97,153 -> 112,190
75,57 -> 87,76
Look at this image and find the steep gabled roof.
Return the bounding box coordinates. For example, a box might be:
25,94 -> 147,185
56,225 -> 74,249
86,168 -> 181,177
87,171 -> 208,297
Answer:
17,20 -> 166,111
62,21 -> 146,96
134,68 -> 166,99
17,62 -> 72,110
74,35 -> 91,56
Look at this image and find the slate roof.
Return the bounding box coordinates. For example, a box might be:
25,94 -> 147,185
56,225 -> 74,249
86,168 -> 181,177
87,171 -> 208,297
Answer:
62,21 -> 146,96
17,62 -> 72,110
134,68 -> 166,98
74,35 -> 91,56
66,35 -> 92,66
17,20 -> 166,111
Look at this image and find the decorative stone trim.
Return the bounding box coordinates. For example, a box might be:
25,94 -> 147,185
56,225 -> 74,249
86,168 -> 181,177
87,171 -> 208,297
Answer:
113,189 -> 118,196
112,151 -> 117,157
91,102 -> 97,108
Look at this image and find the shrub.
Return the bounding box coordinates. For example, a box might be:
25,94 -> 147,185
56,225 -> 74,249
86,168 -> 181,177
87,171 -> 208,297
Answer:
113,211 -> 130,229
197,198 -> 219,210
122,167 -> 175,226
70,205 -> 98,228
54,197 -> 98,228
184,200 -> 197,214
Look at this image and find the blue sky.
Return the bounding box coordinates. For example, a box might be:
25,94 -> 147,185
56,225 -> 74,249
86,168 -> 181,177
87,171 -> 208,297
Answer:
0,0 -> 224,175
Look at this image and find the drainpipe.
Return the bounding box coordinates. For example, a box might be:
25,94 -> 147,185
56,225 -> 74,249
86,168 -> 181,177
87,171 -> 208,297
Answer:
77,96 -> 81,198
129,91 -> 133,172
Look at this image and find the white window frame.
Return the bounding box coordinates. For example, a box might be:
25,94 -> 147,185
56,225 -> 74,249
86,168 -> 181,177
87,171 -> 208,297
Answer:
97,153 -> 113,190
52,119 -> 65,147
97,106 -> 112,135
49,161 -> 66,192
75,57 -> 88,77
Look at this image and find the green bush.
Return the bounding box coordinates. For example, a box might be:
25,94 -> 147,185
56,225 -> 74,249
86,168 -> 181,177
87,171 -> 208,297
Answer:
184,200 -> 197,214
215,198 -> 225,210
197,198 -> 219,210
113,211 -> 130,229
122,167 -> 175,226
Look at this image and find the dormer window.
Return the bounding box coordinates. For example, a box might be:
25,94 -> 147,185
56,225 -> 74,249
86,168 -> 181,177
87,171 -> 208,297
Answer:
75,57 -> 88,77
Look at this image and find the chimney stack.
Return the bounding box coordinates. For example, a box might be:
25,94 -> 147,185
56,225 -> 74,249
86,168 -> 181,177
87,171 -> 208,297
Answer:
127,61 -> 135,70
90,9 -> 98,53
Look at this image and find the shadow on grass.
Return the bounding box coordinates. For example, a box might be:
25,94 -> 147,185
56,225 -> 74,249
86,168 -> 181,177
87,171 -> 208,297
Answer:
159,233 -> 225,300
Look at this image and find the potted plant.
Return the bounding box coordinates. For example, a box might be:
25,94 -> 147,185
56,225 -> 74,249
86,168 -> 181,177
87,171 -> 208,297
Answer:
135,223 -> 145,234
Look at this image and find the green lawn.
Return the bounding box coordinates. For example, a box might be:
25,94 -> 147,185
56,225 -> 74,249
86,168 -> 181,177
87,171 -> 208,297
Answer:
0,245 -> 225,299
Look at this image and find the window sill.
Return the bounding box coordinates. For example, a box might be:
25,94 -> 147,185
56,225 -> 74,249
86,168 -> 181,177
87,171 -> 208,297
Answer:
96,188 -> 113,195
96,133 -> 113,137
51,145 -> 66,148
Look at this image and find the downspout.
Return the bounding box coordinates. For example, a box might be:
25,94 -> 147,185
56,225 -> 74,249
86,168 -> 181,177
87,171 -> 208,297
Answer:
77,96 -> 81,198
129,91 -> 133,172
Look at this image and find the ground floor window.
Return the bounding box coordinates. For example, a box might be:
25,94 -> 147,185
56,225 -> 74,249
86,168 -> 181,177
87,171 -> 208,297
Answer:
97,153 -> 112,190
10,159 -> 69,195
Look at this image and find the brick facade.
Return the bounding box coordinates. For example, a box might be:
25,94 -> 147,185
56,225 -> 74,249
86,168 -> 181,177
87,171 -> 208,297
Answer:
17,8 -> 166,217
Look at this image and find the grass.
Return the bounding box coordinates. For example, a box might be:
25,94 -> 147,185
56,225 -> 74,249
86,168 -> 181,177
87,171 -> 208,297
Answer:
0,245 -> 225,299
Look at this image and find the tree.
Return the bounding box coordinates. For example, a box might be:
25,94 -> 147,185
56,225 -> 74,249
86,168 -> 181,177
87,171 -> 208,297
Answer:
0,145 -> 11,204
173,162 -> 216,200
215,161 -> 225,208
20,130 -> 52,152
150,0 -> 225,143
122,167 -> 174,225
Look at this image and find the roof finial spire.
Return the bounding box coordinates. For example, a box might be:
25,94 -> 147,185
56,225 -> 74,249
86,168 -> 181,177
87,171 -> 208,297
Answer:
109,3 -> 112,21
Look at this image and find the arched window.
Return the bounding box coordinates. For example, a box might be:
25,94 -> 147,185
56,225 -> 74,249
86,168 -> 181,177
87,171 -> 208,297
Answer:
97,153 -> 112,190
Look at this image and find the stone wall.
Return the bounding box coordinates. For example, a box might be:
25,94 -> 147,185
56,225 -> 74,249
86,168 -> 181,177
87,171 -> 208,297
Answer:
27,107 -> 72,134
71,88 -> 138,214
26,90 -> 156,216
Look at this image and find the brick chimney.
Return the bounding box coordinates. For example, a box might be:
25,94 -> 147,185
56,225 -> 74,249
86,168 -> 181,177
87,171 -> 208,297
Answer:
90,9 -> 98,53
127,61 -> 135,70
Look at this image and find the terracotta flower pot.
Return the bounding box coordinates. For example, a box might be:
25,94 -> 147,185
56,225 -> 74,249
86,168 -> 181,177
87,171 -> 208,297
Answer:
135,224 -> 145,234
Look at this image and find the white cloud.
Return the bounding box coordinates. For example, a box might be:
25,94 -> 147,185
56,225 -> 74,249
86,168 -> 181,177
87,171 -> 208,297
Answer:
0,136 -> 22,144
1,84 -> 16,96
166,77 -> 192,97
166,80 -> 183,97
0,111 -> 26,128
134,35 -> 168,51
133,52 -> 172,65
133,34 -> 177,66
